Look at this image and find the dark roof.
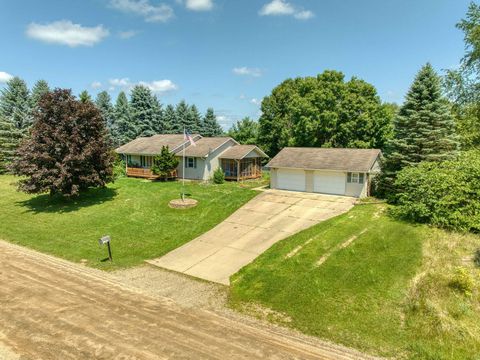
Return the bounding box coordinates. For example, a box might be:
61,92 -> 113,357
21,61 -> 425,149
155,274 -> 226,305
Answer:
115,134 -> 201,155
183,137 -> 236,157
220,145 -> 268,159
266,147 -> 381,172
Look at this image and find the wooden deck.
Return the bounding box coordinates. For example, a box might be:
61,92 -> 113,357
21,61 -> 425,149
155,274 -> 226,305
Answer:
126,167 -> 177,180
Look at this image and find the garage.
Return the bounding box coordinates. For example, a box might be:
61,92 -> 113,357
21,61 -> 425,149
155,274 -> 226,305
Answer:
314,171 -> 346,195
276,169 -> 305,192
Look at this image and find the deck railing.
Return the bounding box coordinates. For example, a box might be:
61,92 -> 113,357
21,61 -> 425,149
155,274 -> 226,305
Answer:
126,167 -> 177,179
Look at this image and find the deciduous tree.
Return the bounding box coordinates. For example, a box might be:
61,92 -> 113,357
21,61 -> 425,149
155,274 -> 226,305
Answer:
228,117 -> 258,144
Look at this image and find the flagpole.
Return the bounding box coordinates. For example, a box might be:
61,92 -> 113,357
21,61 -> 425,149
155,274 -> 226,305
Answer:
182,126 -> 185,202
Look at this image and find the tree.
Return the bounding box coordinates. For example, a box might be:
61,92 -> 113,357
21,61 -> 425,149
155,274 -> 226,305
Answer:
112,91 -> 136,146
163,104 -> 176,133
11,89 -> 114,197
151,146 -> 179,179
0,115 -> 23,173
79,90 -> 92,103
258,70 -> 394,156
130,85 -> 158,137
378,63 -> 459,197
0,76 -> 31,129
228,117 -> 258,144
172,100 -> 190,133
30,80 -> 50,110
95,91 -> 114,128
151,95 -> 165,134
202,108 -> 223,136
186,104 -> 202,134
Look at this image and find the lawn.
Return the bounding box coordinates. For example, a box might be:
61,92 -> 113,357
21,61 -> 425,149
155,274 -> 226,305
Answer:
0,175 -> 261,269
229,204 -> 480,360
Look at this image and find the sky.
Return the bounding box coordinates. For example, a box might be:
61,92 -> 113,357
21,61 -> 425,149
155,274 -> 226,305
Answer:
0,0 -> 473,129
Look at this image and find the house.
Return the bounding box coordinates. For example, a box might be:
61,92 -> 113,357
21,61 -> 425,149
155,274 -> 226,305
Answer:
266,147 -> 381,198
115,134 -> 268,181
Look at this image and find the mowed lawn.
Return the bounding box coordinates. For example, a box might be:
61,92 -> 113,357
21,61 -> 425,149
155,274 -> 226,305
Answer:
0,175 -> 260,269
229,204 -> 480,360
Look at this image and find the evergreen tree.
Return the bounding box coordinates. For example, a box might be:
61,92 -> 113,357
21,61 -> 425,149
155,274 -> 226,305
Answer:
378,63 -> 459,197
30,80 -> 50,110
202,108 -> 223,136
163,104 -> 177,134
186,104 -> 203,134
0,77 -> 31,129
173,100 -> 190,133
112,91 -> 136,146
0,115 -> 23,173
95,91 -> 114,128
130,85 -> 157,137
79,90 -> 92,103
151,95 -> 165,134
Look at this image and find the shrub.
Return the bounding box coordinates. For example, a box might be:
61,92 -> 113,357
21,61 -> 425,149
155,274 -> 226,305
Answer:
213,168 -> 225,184
449,267 -> 474,297
151,146 -> 179,180
391,150 -> 480,232
474,249 -> 480,268
112,153 -> 126,179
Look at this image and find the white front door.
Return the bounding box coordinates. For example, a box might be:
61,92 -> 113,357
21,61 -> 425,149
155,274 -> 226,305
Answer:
277,169 -> 306,192
313,171 -> 346,195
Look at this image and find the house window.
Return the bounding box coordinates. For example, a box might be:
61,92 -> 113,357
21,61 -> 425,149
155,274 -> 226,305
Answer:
347,172 -> 364,184
186,157 -> 197,168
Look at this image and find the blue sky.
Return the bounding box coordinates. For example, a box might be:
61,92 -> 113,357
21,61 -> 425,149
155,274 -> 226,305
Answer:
0,0 -> 472,129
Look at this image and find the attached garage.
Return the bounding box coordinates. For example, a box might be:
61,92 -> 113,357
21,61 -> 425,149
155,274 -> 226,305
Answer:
267,147 -> 382,198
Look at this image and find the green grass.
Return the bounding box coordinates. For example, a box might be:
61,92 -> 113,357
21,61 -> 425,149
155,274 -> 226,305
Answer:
229,204 -> 480,359
0,175 -> 261,269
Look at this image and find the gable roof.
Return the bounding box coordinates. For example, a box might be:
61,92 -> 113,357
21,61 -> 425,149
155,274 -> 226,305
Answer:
183,137 -> 237,157
220,145 -> 268,160
266,147 -> 381,172
115,134 -> 201,155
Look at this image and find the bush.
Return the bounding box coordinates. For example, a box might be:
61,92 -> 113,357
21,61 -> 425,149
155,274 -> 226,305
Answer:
113,153 -> 126,179
151,146 -> 179,180
213,168 -> 225,184
449,267 -> 474,297
391,150 -> 480,232
474,249 -> 480,268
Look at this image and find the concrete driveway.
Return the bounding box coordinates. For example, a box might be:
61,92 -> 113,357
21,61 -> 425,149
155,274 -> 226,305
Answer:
147,189 -> 356,285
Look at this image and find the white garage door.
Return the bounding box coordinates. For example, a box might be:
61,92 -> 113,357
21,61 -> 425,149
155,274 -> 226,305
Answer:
313,171 -> 346,195
277,169 -> 306,192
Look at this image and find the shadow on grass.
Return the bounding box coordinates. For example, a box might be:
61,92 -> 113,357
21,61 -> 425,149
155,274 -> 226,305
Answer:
17,187 -> 118,214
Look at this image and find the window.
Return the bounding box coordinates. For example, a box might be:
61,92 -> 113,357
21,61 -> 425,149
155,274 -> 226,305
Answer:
186,157 -> 197,168
347,172 -> 364,184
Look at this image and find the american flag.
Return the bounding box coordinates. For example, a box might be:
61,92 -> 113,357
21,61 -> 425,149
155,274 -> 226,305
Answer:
184,129 -> 196,146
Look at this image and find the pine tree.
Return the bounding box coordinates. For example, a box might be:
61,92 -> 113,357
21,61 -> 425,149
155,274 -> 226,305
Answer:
202,108 -> 223,136
79,90 -> 92,103
163,104 -> 176,134
187,104 -> 203,134
151,95 -> 165,134
378,63 -> 459,197
30,80 -> 50,110
130,85 -> 158,137
173,100 -> 190,133
112,91 -> 136,146
95,91 -> 114,128
0,77 -> 31,129
0,116 -> 23,173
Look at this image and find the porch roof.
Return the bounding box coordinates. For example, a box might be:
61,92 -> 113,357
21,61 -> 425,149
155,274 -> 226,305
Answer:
220,145 -> 268,160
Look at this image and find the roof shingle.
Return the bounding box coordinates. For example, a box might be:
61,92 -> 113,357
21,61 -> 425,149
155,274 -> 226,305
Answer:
183,137 -> 235,157
115,134 -> 201,155
219,145 -> 268,159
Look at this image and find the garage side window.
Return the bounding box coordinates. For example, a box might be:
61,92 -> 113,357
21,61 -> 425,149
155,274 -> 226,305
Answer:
347,172 -> 364,184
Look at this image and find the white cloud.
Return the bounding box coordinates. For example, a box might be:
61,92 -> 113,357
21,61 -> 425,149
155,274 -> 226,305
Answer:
91,81 -> 102,89
259,0 -> 314,20
139,79 -> 178,93
250,98 -> 261,106
110,0 -> 174,22
109,78 -> 131,87
185,0 -> 213,11
26,20 -> 109,47
0,71 -> 14,83
118,30 -> 139,39
233,67 -> 262,77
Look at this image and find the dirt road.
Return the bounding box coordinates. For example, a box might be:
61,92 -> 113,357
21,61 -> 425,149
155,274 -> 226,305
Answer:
0,241 -> 375,360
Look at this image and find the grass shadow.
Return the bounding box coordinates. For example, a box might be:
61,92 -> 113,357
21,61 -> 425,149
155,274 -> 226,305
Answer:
17,187 -> 118,214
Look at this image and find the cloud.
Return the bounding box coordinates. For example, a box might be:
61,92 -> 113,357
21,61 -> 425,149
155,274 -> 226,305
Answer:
250,98 -> 261,106
109,78 -> 131,87
0,71 -> 14,83
233,67 -> 262,77
138,79 -> 178,93
185,0 -> 213,11
259,0 -> 314,20
26,20 -> 109,47
110,0 -> 174,22
118,30 -> 139,39
91,81 -> 102,89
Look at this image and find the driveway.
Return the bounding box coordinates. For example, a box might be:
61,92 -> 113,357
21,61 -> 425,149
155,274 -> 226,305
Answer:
147,189 -> 356,285
0,240 -> 378,360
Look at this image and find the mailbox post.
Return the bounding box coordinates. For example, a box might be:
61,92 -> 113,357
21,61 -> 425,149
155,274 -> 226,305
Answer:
99,235 -> 112,261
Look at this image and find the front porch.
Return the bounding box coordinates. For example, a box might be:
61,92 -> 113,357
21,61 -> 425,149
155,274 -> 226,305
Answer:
221,158 -> 262,181
126,166 -> 178,180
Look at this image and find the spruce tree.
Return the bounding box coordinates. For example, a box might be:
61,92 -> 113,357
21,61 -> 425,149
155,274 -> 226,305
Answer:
202,108 -> 223,136
79,90 -> 92,103
130,85 -> 157,137
30,80 -> 50,110
151,95 -> 165,134
187,104 -> 203,134
163,104 -> 176,133
0,115 -> 23,173
378,63 -> 459,197
0,77 -> 31,129
95,91 -> 114,128
112,91 -> 136,146
173,100 -> 190,133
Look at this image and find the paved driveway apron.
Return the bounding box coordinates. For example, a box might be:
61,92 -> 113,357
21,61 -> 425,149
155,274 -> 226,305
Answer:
147,189 -> 356,285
